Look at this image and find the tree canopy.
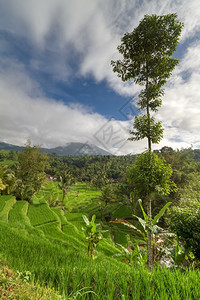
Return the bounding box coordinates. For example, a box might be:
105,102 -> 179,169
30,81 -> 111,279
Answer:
111,13 -> 183,150
15,141 -> 49,200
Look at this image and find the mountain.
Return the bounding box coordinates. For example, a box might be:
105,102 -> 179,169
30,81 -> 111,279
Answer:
0,142 -> 24,152
45,142 -> 112,156
0,141 -> 112,156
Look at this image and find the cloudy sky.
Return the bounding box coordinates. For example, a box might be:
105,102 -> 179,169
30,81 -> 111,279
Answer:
0,0 -> 200,155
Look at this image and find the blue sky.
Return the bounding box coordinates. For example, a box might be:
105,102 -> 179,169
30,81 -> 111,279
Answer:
0,0 -> 200,155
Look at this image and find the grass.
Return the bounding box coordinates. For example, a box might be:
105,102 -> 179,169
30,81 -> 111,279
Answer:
1,183 -> 200,299
0,195 -> 11,212
64,183 -> 101,216
0,256 -> 65,300
9,201 -> 31,226
28,203 -> 60,227
52,208 -> 68,225
1,221 -> 200,299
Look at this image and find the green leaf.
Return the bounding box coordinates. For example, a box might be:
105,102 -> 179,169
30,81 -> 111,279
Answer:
152,202 -> 172,225
0,178 -> 6,190
91,214 -> 96,223
82,215 -> 89,226
110,218 -> 144,236
116,243 -> 130,255
138,199 -> 148,222
133,215 -> 147,232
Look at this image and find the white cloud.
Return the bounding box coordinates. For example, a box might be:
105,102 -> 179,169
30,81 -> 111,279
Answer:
0,57 -> 147,154
158,40 -> 200,135
2,0 -> 199,88
0,58 -> 106,147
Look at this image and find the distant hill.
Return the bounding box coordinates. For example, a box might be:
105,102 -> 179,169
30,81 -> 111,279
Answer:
0,142 -> 24,152
0,141 -> 112,156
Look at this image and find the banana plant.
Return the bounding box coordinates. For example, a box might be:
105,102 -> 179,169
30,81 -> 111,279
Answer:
111,199 -> 171,239
82,214 -> 102,259
111,199 -> 171,266
113,241 -> 147,265
133,199 -> 172,236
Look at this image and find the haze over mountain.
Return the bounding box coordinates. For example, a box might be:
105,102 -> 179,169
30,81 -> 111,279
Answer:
0,141 -> 112,156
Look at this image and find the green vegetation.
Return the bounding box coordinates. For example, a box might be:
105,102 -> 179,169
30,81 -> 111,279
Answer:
28,203 -> 60,227
167,199 -> 200,261
111,13 -> 183,152
14,141 -> 49,201
0,195 -> 16,222
0,176 -> 200,299
9,201 -> 31,226
58,164 -> 75,203
0,217 -> 200,299
0,256 -> 65,300
0,165 -> 16,195
82,214 -> 103,259
111,13 -> 183,269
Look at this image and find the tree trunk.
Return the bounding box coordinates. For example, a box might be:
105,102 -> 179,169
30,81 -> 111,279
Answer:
62,189 -> 66,203
147,197 -> 153,270
147,104 -> 152,152
145,68 -> 151,151
146,65 -> 153,269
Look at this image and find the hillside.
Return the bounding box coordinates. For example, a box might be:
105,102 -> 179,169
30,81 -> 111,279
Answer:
0,183 -> 200,299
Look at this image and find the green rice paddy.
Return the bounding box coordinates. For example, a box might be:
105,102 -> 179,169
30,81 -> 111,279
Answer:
0,182 -> 200,299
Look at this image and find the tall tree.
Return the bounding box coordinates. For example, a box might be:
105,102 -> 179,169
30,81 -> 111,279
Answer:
111,13 -> 183,151
111,14 -> 183,269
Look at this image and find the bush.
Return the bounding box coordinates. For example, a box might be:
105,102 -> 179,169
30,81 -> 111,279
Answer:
167,200 -> 200,259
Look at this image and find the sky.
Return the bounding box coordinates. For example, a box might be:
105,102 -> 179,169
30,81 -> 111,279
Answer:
0,0 -> 200,155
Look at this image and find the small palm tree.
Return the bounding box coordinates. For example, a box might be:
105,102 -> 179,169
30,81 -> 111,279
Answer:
0,165 -> 16,195
99,185 -> 115,207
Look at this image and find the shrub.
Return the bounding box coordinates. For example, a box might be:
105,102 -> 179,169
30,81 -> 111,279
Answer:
167,200 -> 200,259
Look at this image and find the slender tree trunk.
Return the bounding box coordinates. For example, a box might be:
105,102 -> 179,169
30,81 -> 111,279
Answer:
147,142 -> 153,270
146,65 -> 153,269
147,103 -> 152,152
146,68 -> 152,152
147,196 -> 153,270
62,189 -> 66,203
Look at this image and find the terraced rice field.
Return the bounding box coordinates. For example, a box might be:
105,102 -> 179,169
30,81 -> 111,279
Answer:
1,186 -> 200,299
0,182 -> 134,249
